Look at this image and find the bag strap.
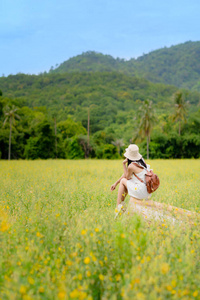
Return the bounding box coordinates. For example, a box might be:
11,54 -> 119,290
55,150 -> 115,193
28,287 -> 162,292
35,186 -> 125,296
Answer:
131,162 -> 148,184
132,162 -> 146,170
133,172 -> 145,184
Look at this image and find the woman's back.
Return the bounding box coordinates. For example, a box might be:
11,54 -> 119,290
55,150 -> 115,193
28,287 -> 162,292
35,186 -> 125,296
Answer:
127,163 -> 151,200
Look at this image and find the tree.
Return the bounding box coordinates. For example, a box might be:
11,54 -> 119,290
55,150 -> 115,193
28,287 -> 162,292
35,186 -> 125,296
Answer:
172,91 -> 189,135
3,105 -> 20,160
135,99 -> 156,159
87,104 -> 96,158
25,120 -> 55,159
112,139 -> 124,155
57,118 -> 87,139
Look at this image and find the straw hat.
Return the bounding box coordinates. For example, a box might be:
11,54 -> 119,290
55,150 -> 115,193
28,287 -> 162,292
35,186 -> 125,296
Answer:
124,144 -> 142,161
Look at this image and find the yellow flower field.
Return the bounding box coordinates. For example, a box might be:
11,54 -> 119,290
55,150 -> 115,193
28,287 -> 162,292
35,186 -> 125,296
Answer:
0,159 -> 200,300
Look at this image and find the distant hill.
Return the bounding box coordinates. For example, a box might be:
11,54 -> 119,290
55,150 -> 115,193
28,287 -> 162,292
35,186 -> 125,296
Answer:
50,51 -> 125,73
132,41 -> 200,90
50,41 -> 200,91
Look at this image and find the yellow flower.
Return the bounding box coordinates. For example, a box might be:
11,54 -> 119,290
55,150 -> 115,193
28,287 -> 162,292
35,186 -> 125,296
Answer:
136,292 -> 145,300
193,291 -> 198,297
23,295 -> 33,300
28,277 -> 35,285
99,274 -> 104,281
0,221 -> 9,232
86,271 -> 91,277
135,278 -> 140,284
171,280 -> 176,287
161,263 -> 170,274
36,232 -> 42,237
78,273 -> 82,280
79,291 -> 87,300
39,287 -> 45,293
66,260 -> 73,266
81,229 -> 87,235
70,289 -> 79,298
95,228 -> 99,232
58,291 -> 66,299
84,257 -> 90,264
92,255 -> 97,262
121,233 -> 125,238
19,285 -> 27,294
115,274 -> 121,281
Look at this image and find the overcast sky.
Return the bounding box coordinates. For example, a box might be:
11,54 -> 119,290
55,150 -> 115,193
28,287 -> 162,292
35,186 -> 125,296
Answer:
1,0 -> 200,76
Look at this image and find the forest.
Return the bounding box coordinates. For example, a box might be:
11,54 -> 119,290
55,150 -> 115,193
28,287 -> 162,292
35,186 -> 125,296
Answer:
0,72 -> 200,160
0,41 -> 200,160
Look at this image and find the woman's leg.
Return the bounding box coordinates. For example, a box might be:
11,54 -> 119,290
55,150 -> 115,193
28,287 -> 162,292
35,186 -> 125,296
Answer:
117,178 -> 128,206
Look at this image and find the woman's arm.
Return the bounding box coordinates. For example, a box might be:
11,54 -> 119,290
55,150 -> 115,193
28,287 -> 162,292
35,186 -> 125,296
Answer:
122,158 -> 128,178
110,173 -> 125,191
110,158 -> 129,191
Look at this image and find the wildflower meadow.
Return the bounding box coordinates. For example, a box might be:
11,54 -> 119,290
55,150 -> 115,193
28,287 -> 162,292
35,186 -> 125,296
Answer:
0,159 -> 200,300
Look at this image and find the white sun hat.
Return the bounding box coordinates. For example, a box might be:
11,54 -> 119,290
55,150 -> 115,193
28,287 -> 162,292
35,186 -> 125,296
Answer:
124,144 -> 142,161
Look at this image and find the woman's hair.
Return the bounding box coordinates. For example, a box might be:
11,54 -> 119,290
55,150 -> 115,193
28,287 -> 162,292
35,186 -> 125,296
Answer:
127,157 -> 147,169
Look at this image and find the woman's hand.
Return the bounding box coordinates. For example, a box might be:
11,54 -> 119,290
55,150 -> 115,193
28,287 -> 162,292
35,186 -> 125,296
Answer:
123,158 -> 128,164
110,183 -> 117,191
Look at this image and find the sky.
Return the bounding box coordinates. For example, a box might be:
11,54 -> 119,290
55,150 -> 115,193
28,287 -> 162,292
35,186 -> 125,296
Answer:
1,0 -> 200,76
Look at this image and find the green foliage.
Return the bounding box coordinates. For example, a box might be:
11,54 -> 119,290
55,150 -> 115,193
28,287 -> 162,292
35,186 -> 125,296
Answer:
65,136 -> 85,159
57,118 -> 87,139
49,42 -> 200,91
50,51 -> 123,74
172,91 -> 189,135
94,144 -> 119,159
135,99 -> 157,159
25,120 -> 55,159
148,131 -> 200,159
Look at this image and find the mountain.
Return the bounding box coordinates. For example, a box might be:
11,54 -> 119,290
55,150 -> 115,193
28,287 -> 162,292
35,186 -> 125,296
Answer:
50,41 -> 200,91
132,41 -> 200,90
49,51 -> 124,73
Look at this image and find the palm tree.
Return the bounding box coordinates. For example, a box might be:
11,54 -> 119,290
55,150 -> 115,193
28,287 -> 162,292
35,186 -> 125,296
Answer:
172,91 -> 189,135
112,139 -> 124,156
87,104 -> 96,158
3,105 -> 20,160
135,99 -> 156,159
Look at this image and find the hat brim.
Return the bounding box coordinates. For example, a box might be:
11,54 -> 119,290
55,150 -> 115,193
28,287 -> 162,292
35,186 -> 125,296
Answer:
124,150 -> 142,161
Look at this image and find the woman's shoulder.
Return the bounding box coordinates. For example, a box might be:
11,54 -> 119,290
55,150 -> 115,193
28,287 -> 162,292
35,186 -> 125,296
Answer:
128,162 -> 143,172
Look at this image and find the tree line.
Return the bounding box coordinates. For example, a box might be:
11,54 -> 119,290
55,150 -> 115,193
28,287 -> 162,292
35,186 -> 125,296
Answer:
0,86 -> 199,160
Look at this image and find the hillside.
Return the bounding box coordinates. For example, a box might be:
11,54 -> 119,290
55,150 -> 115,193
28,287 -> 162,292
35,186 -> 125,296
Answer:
50,41 -> 200,91
50,51 -> 125,74
132,41 -> 200,90
0,72 -> 178,129
1,70 -> 199,136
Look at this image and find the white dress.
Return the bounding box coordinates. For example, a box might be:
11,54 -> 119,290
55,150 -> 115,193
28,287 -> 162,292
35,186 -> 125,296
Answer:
127,164 -> 151,200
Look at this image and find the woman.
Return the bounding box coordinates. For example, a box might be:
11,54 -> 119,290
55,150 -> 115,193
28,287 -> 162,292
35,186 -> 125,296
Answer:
111,145 -> 194,222
110,144 -> 151,217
